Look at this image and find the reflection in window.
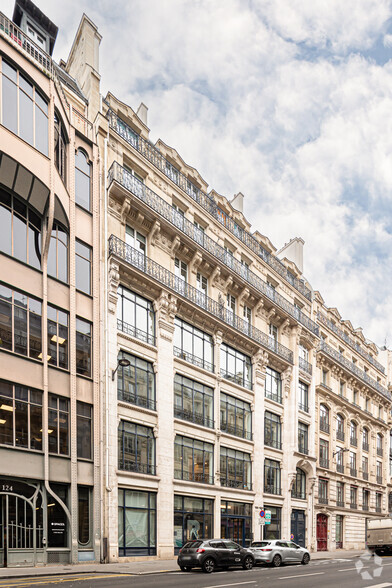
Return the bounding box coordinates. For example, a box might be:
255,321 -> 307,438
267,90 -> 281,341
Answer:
265,367 -> 282,403
220,392 -> 251,440
174,317 -> 214,372
75,239 -> 92,295
54,112 -> 67,184
117,286 -> 155,345
47,222 -> 68,283
77,401 -> 92,459
174,374 -> 213,428
264,458 -> 281,494
0,284 -> 42,359
0,190 -> 41,268
118,421 -> 155,475
291,468 -> 306,499
78,486 -> 90,545
48,394 -> 69,455
118,489 -> 156,556
117,351 -> 156,411
174,495 -> 213,552
220,446 -> 252,490
264,411 -> 282,449
174,435 -> 213,484
76,318 -> 92,377
0,381 -> 42,450
47,305 -> 68,369
75,150 -> 91,210
220,343 -> 252,389
1,59 -> 48,155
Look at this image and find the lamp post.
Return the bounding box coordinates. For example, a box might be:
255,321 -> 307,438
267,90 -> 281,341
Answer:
332,448 -> 349,458
112,357 -> 130,380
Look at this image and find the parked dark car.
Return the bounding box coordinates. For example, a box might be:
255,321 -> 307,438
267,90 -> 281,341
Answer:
177,539 -> 255,573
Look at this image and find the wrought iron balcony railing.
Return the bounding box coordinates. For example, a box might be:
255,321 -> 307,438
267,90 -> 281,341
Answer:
363,442 -> 369,452
107,112 -> 313,302
362,504 -> 369,511
319,419 -> 330,434
118,390 -> 156,412
264,436 -> 282,450
220,478 -> 253,491
117,318 -> 156,346
350,436 -> 358,448
377,475 -> 383,484
318,497 -> 328,505
317,312 -> 385,374
291,491 -> 306,500
174,470 -> 214,485
336,500 -> 345,507
376,506 -> 382,513
299,356 -> 312,375
109,235 -> 294,364
174,346 -> 214,373
220,422 -> 253,441
336,463 -> 344,473
362,472 -> 369,481
298,445 -> 309,456
350,503 -> 357,510
108,162 -> 318,334
336,430 -> 345,442
377,447 -> 383,457
265,391 -> 283,404
221,368 -> 252,390
350,468 -> 357,478
318,341 -> 390,400
174,406 -> 214,429
264,484 -> 281,495
319,458 -> 329,469
118,460 -> 156,475
298,402 -> 309,413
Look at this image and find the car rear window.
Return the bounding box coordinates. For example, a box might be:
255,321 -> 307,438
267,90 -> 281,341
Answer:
183,541 -> 203,549
251,541 -> 270,547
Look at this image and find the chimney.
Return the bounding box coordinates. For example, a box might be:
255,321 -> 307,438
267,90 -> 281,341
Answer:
277,237 -> 304,274
230,192 -> 244,213
136,103 -> 148,126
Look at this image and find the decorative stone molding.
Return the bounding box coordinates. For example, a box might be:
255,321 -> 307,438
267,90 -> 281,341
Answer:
171,235 -> 181,257
150,219 -> 161,246
252,349 -> 269,378
254,299 -> 265,318
190,251 -> 203,275
211,266 -> 221,287
121,199 -> 131,221
108,258 -> 120,314
224,275 -> 233,291
282,366 -> 293,397
280,318 -> 290,337
213,330 -> 223,346
238,287 -> 250,307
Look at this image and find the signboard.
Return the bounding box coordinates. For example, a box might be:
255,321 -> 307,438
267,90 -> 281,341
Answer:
265,510 -> 271,525
258,519 -> 266,525
259,510 -> 265,518
290,533 -> 294,540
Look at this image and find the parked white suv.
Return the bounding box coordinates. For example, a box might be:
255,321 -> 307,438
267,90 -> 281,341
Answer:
249,540 -> 310,567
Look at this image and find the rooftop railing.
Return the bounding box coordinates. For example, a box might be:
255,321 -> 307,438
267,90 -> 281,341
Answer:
108,162 -> 318,335
107,111 -> 313,301
317,312 -> 385,374
109,235 -> 294,364
318,340 -> 390,400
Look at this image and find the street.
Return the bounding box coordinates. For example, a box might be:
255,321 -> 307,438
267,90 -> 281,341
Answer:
1,556 -> 392,588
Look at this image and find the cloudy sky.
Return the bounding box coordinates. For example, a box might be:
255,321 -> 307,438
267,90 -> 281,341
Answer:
5,0 -> 392,347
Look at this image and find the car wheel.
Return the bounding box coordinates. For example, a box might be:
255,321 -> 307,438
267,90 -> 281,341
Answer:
202,558 -> 216,573
272,554 -> 282,567
242,556 -> 254,570
302,553 -> 310,565
180,566 -> 191,571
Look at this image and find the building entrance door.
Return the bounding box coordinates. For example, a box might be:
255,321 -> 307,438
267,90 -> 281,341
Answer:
316,514 -> 328,551
291,510 -> 306,547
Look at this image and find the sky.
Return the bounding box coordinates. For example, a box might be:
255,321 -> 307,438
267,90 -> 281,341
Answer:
4,0 -> 392,348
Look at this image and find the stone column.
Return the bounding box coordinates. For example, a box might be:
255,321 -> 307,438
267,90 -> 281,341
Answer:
252,349 -> 268,541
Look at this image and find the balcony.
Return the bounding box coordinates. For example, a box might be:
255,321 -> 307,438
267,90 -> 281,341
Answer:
117,318 -> 156,346
336,500 -> 345,507
264,484 -> 281,495
174,470 -> 214,485
362,472 -> 369,481
363,442 -> 369,452
109,235 -> 294,364
350,437 -> 357,448
336,463 -> 344,474
318,497 -> 328,505
118,390 -> 156,412
107,115 -> 314,304
320,419 -> 330,434
221,478 -> 252,491
336,430 -> 345,442
291,491 -> 306,500
298,445 -> 309,456
362,504 -> 369,511
174,346 -> 214,373
350,468 -> 357,478
174,406 -> 214,429
318,340 -> 390,400
221,422 -> 252,441
264,436 -> 282,450
119,460 -> 156,475
299,356 -> 312,375
377,447 -> 383,457
298,402 -> 309,413
350,503 -> 358,510
221,368 -> 252,390
319,458 -> 329,469
317,312 -> 385,374
377,475 -> 383,484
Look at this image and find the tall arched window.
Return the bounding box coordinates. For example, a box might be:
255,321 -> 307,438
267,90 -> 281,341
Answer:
75,150 -> 91,211
377,433 -> 383,456
54,112 -> 67,184
320,404 -> 329,433
47,222 -> 68,283
363,427 -> 369,451
291,468 -> 306,499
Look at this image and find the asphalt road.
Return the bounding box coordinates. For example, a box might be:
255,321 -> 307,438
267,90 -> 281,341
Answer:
1,556 -> 392,588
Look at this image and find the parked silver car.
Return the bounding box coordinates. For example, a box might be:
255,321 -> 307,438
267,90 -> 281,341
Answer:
249,540 -> 310,567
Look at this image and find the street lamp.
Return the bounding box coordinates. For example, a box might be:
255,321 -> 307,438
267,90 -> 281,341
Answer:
112,358 -> 130,381
332,448 -> 349,458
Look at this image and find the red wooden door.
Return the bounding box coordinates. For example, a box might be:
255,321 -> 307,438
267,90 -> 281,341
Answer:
317,514 -> 328,551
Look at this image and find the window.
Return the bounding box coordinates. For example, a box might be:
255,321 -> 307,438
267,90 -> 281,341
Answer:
220,447 -> 252,490
77,401 -> 92,459
172,203 -> 185,229
376,492 -> 382,512
322,369 -> 328,385
264,506 -> 281,541
350,486 -> 357,508
75,150 -> 91,210
349,451 -> 357,476
126,225 -> 146,254
174,495 -> 213,553
224,245 -> 235,269
174,374 -> 213,428
119,489 -> 156,556
0,285 -> 42,359
196,273 -> 208,304
319,404 -> 329,433
362,456 -> 368,480
339,381 -> 345,396
264,411 -> 282,449
75,240 -> 92,295
377,433 -> 383,456
265,367 -> 282,403
363,427 -> 369,451
350,421 -> 357,446
378,405 -> 383,420
298,381 -> 308,412
174,435 -> 213,484
318,479 -> 328,504
174,317 -> 213,372
353,389 -> 358,405
336,481 -> 345,507
166,161 -> 179,184
117,286 -> 155,345
362,490 -> 369,510
220,343 -> 252,389
118,421 -> 156,475
1,59 -> 48,155
365,398 -> 370,412
48,484 -> 68,548
377,461 -> 383,483
226,293 -> 236,317
264,459 -> 281,494
269,323 -> 278,342
0,381 -> 42,450
116,117 -> 139,148
336,414 -> 345,441
78,487 -> 90,545
26,22 -> 46,50
54,112 -> 67,184
48,394 -> 69,455
291,468 -> 306,499
319,439 -> 329,468
298,422 -> 308,455
220,393 -> 252,440
47,305 -> 68,370
336,447 -> 344,473
0,190 -> 42,268
118,351 -> 156,411
47,222 -> 68,283
243,305 -> 251,328
175,258 -> 187,293
76,318 -> 92,377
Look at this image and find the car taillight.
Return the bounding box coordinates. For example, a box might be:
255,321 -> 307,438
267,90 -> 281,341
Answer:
261,548 -> 272,551
196,548 -> 205,553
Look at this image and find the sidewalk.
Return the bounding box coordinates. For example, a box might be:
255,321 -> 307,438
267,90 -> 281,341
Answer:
0,549 -> 365,579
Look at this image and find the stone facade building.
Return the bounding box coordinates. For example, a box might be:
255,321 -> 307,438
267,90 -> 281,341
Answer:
0,0 -> 391,568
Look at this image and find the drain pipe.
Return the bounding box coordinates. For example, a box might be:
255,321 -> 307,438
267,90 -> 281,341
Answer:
104,132 -> 111,494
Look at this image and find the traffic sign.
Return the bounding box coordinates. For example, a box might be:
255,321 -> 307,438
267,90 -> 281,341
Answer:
265,510 -> 271,525
259,510 -> 265,518
290,534 -> 294,540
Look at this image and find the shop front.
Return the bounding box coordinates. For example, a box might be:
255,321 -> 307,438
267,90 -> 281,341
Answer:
263,506 -> 281,541
220,501 -> 252,547
174,495 -> 213,554
118,489 -> 157,556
